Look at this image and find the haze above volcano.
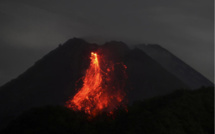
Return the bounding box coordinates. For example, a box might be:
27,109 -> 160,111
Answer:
0,0 -> 213,86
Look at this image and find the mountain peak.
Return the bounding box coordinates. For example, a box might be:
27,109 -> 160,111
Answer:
63,37 -> 86,45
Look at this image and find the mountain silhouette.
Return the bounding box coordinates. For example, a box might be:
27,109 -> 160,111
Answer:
137,44 -> 213,89
0,38 -> 211,129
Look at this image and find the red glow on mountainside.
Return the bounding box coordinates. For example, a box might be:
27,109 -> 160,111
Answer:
66,52 -> 127,117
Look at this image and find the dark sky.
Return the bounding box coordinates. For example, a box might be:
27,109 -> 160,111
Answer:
0,0 -> 214,86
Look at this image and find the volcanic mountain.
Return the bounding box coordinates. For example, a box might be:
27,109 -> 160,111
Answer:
0,38 -> 211,128
137,44 -> 214,89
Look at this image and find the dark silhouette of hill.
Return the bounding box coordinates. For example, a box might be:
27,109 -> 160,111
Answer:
124,48 -> 188,102
137,44 -> 214,89
1,87 -> 213,134
0,38 -> 98,129
0,38 -> 200,129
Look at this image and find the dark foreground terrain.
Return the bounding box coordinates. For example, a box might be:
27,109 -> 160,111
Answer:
1,87 -> 213,134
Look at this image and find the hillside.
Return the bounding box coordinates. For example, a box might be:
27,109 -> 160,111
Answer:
137,44 -> 214,89
1,87 -> 213,134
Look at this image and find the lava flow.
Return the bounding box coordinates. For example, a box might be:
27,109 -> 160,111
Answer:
66,52 -> 127,117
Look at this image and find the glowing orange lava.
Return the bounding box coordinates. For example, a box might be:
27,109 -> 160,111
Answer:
66,52 -> 127,117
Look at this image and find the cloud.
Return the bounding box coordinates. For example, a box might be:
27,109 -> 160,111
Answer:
0,0 -> 213,85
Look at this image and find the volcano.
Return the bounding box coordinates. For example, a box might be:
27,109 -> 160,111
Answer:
0,38 -> 212,128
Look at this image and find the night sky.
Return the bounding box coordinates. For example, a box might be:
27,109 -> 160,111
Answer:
0,0 -> 214,86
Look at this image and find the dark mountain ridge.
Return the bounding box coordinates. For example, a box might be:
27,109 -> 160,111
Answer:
0,38 -> 212,129
137,44 -> 214,89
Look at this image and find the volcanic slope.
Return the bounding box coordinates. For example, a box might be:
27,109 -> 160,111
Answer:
0,38 -> 188,128
137,44 -> 213,89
